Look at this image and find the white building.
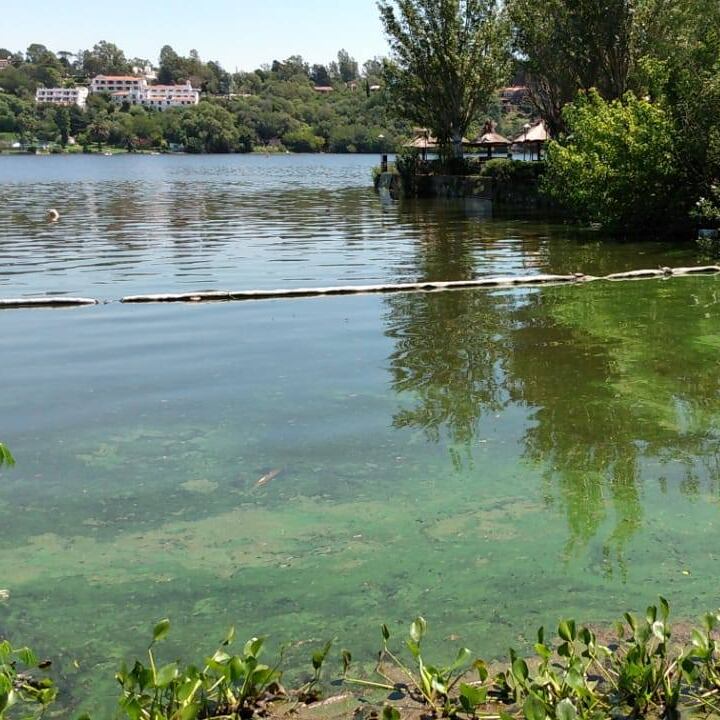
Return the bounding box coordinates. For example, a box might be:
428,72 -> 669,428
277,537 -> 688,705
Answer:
35,86 -> 89,108
91,75 -> 199,110
142,83 -> 199,109
132,64 -> 157,82
90,75 -> 146,96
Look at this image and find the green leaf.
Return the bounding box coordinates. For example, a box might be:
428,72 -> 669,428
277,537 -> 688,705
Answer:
341,649 -> 352,674
512,658 -> 529,681
406,639 -> 421,658
243,636 -> 265,658
382,705 -> 401,720
381,624 -> 390,641
0,443 -> 15,468
659,596 -> 669,621
523,693 -> 546,720
646,605 -> 657,624
152,618 -> 170,643
473,659 -> 489,682
16,647 -> 38,667
180,703 -> 200,720
410,617 -> 426,643
222,626 -> 236,646
155,662 -> 179,688
459,682 -> 487,711
449,647 -> 471,671
651,620 -> 666,641
556,698 -> 577,720
558,620 -> 576,642
312,639 -> 333,670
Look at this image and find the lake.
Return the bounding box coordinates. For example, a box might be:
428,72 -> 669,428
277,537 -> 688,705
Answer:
0,154 -> 718,714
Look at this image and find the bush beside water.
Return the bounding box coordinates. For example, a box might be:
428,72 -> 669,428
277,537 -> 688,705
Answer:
6,598 -> 720,719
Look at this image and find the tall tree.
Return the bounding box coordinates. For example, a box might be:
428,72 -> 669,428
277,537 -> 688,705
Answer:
508,0 -> 636,134
378,0 -> 510,158
336,49 -> 358,82
82,41 -> 130,76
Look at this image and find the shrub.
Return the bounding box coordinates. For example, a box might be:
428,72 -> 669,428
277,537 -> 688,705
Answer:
543,90 -> 683,235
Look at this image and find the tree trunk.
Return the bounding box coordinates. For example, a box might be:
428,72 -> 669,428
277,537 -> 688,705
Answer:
452,130 -> 464,160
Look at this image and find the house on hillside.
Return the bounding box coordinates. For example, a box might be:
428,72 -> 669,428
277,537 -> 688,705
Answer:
35,86 -> 89,107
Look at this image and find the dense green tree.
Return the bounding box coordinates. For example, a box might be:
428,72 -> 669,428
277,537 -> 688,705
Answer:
81,41 -> 130,76
336,49 -> 358,83
378,0 -> 511,158
54,106 -> 70,146
543,90 -> 681,234
508,0 -> 637,134
310,64 -> 331,86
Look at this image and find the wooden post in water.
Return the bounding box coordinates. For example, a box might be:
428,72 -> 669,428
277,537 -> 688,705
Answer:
381,154 -> 388,172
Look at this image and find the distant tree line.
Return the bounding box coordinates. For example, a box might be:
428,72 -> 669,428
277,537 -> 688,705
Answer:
380,0 -> 720,237
0,42 -> 415,154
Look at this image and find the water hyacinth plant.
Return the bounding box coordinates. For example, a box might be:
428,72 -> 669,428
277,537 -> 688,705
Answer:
116,619 -> 286,720
8,598 -> 720,718
0,640 -> 56,719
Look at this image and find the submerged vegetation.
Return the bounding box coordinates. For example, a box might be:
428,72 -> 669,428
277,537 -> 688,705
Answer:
8,599 -> 720,718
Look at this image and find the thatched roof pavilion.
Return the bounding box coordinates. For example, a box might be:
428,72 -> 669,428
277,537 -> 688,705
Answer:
513,121 -> 550,161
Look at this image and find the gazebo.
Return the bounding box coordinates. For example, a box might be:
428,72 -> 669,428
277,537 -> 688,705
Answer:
513,121 -> 549,161
403,129 -> 438,161
471,129 -> 511,160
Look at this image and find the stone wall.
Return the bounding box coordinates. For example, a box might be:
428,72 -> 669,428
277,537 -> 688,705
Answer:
375,171 -> 551,209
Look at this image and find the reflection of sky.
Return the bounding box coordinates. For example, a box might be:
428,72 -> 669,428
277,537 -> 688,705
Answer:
0,155 -> 696,298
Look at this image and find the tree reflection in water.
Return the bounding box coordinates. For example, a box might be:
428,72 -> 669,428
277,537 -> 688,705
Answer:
384,219 -> 720,576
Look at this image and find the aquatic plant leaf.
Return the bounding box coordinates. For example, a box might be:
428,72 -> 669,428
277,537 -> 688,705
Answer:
512,658 -> 529,681
651,621 -> 665,641
523,693 -> 546,720
180,704 -> 200,720
659,597 -> 670,621
244,637 -> 265,658
381,624 -> 390,641
0,444 -> 15,468
558,620 -> 576,642
222,626 -> 236,646
473,659 -> 488,681
410,617 -> 426,643
156,662 -> 179,688
312,639 -> 333,670
459,682 -> 487,711
16,647 -> 38,667
382,705 -> 401,720
556,698 -> 577,720
406,639 -> 420,659
341,649 -> 352,674
449,647 -> 471,671
152,619 -> 170,643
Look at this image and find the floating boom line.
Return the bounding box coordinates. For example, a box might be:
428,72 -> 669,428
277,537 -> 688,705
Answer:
1,265 -> 719,309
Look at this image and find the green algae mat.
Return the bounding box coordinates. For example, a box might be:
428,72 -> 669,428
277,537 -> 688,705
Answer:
2,275 -> 720,714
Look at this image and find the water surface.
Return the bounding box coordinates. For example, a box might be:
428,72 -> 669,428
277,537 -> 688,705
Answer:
0,155 -> 717,715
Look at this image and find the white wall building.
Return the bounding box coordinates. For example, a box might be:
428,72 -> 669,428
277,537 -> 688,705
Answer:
35,86 -> 89,108
90,75 -> 146,95
143,83 -> 199,109
91,75 -> 199,110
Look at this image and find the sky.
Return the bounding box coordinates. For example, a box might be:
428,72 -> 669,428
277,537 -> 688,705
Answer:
4,0 -> 391,71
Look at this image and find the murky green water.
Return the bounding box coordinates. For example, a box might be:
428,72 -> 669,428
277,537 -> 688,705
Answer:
1,155 -> 718,716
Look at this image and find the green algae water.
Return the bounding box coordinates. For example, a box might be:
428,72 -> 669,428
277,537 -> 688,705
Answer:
0,155 -> 718,715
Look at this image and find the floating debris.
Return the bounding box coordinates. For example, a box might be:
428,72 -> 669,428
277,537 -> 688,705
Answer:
255,467 -> 283,487
0,589 -> 9,602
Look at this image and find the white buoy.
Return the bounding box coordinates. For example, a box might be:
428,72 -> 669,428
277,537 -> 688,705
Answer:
46,209 -> 60,223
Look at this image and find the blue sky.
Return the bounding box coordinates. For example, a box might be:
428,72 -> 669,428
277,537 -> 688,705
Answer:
5,0 -> 390,70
